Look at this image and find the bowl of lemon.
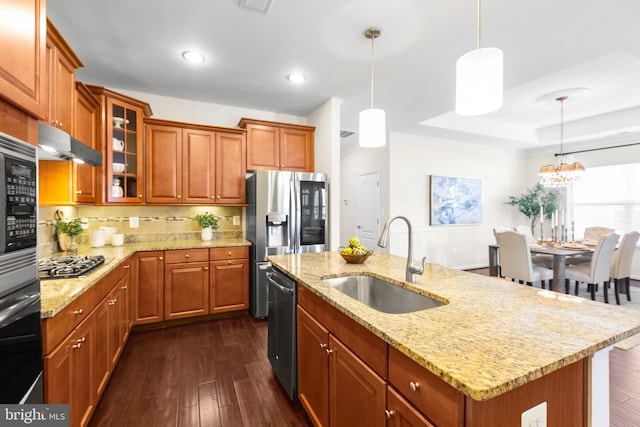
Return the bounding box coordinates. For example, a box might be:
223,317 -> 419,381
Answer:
338,237 -> 373,264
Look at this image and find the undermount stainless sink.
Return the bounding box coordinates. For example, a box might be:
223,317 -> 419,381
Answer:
321,275 -> 444,314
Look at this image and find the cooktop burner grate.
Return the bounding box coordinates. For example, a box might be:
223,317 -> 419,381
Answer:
38,255 -> 106,279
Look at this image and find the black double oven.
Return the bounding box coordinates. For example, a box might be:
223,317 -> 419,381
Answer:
0,131 -> 42,404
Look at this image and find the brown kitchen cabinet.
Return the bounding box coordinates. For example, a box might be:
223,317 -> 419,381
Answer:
39,82 -> 100,206
297,302 -> 386,427
164,249 -> 210,320
133,251 -> 165,325
0,0 -> 47,119
44,309 -> 96,427
87,85 -> 152,204
44,19 -> 82,134
144,118 -> 246,205
238,117 -> 314,172
209,247 -> 249,313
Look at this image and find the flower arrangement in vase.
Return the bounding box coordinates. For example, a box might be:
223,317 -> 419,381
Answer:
193,212 -> 219,241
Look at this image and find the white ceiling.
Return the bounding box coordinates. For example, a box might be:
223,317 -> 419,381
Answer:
47,0 -> 640,152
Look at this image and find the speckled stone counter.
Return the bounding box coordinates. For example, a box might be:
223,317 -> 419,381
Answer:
40,238 -> 250,318
267,251 -> 640,401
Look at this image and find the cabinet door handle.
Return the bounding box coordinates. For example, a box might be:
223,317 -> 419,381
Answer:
59,122 -> 63,128
159,257 -> 164,260
384,410 -> 395,420
216,196 -> 220,199
123,265 -> 130,269
211,195 -> 215,199
204,267 -> 209,271
325,348 -> 333,355
177,195 -> 181,199
319,343 -> 327,350
121,285 -> 128,290
108,299 -> 117,306
73,309 -> 84,315
409,381 -> 420,392
76,190 -> 83,194
139,194 -> 143,198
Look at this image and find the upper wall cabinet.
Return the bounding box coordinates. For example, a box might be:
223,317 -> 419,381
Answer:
238,118 -> 315,172
0,0 -> 47,120
44,19 -> 83,135
87,85 -> 152,205
144,118 -> 246,205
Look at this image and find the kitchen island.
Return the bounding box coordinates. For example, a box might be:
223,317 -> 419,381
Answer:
267,251 -> 640,426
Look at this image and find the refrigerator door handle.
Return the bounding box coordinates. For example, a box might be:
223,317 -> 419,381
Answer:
290,177 -> 299,254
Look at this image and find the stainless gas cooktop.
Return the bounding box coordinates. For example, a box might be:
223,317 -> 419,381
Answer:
38,255 -> 106,280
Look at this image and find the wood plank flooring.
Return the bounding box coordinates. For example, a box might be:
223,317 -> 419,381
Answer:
90,274 -> 640,427
88,316 -> 311,427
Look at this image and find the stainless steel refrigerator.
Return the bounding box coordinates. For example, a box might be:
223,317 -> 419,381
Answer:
246,170 -> 328,318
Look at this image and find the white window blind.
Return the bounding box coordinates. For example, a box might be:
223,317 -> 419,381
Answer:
572,163 -> 640,240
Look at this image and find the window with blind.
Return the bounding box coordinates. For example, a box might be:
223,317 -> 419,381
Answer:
572,163 -> 640,241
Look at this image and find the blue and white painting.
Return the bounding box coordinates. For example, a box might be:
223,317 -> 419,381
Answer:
430,175 -> 483,225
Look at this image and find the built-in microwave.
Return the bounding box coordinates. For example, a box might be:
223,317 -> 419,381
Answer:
0,134 -> 37,255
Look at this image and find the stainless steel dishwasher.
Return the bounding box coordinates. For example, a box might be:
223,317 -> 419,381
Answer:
266,267 -> 297,399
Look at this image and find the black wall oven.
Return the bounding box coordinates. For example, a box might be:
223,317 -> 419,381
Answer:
0,131 -> 42,404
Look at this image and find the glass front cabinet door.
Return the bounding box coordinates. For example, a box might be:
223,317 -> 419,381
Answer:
88,85 -> 151,204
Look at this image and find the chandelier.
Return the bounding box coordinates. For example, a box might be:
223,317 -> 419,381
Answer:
539,96 -> 585,187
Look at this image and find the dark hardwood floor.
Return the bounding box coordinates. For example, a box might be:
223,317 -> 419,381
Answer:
90,272 -> 640,427
89,316 -> 311,427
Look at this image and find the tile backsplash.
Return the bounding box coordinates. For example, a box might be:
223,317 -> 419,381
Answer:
38,205 -> 244,256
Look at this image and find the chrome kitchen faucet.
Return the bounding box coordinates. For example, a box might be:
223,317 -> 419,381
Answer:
377,216 -> 426,283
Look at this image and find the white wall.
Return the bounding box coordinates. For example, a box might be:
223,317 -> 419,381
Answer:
308,98 -> 342,250
114,88 -> 308,127
341,134 -> 525,269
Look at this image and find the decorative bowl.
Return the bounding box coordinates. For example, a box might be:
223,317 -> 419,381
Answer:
338,249 -> 373,264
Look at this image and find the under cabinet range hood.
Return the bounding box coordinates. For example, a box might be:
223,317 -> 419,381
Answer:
37,123 -> 103,166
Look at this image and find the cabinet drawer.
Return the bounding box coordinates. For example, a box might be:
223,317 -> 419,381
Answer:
388,346 -> 463,427
210,246 -> 248,260
165,248 -> 209,264
42,287 -> 96,354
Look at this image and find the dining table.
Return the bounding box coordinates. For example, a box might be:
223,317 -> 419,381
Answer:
488,243 -> 594,293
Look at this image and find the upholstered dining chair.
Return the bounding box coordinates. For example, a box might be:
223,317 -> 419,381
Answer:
514,225 -> 553,268
610,231 -> 640,302
494,231 -> 554,288
566,226 -> 617,265
565,233 -> 619,303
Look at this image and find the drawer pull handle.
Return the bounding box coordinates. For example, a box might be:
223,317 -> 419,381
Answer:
123,265 -> 130,269
204,267 -> 209,271
384,410 -> 395,420
185,254 -> 190,258
409,381 -> 420,392
121,285 -> 128,290
159,257 -> 164,260
319,343 -> 327,350
227,251 -> 232,255
74,309 -> 84,315
108,299 -> 117,306
325,348 -> 333,355
72,337 -> 86,349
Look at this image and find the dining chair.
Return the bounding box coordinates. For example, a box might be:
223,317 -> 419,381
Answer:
610,231 -> 639,302
514,225 -> 554,268
565,233 -> 619,303
494,231 -> 554,288
566,226 -> 616,265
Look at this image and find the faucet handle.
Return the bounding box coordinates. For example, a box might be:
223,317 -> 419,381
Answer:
409,257 -> 427,276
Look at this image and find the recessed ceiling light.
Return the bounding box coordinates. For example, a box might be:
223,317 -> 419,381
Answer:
182,51 -> 205,64
287,72 -> 306,84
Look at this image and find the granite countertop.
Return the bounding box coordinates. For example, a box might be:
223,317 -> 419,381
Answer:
40,238 -> 251,318
267,251 -> 640,401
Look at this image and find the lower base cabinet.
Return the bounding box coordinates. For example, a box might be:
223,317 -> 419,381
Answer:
295,277 -> 589,427
43,257 -> 132,427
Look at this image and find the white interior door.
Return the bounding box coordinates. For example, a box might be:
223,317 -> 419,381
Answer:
356,172 -> 380,250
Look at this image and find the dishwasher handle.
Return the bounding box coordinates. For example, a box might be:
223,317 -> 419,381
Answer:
266,272 -> 295,295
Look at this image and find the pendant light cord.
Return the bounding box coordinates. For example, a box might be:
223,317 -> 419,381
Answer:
370,33 -> 375,109
477,0 -> 481,49
558,96 -> 566,161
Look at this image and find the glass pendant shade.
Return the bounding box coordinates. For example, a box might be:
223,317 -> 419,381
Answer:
359,108 -> 386,148
456,47 -> 503,116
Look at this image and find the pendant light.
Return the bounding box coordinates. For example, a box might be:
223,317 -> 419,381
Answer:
359,27 -> 386,148
539,96 -> 586,188
456,0 -> 503,116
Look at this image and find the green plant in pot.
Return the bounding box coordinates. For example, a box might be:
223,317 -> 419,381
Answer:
193,212 -> 219,241
506,183 -> 559,232
55,218 -> 84,253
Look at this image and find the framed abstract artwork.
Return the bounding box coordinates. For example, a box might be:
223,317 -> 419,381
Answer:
430,175 -> 483,225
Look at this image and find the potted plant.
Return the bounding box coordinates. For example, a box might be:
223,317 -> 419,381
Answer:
506,183 -> 559,232
193,212 -> 219,241
54,218 -> 84,253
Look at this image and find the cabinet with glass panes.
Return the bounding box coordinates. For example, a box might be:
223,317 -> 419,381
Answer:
87,85 -> 152,204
